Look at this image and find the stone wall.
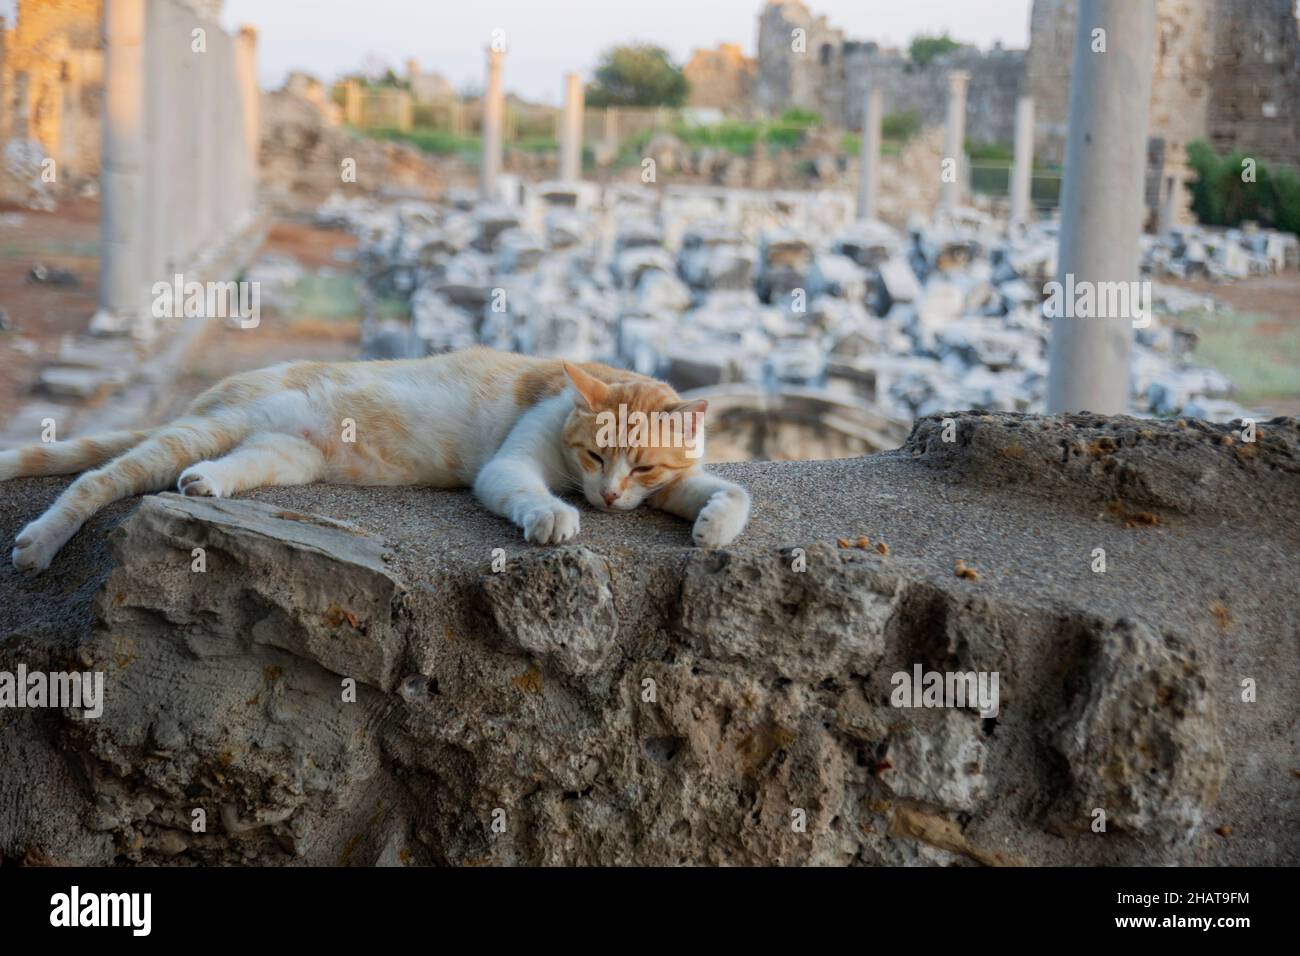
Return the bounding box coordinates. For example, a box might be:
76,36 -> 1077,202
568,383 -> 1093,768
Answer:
684,43 -> 756,112
1027,0 -> 1300,169
754,0 -> 847,123
753,1 -> 1025,144
843,45 -> 1025,146
0,0 -> 105,186
2,412 -> 1297,865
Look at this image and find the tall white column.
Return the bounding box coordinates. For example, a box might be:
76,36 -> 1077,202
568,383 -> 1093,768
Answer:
941,70 -> 969,212
1010,95 -> 1035,224
1158,160 -> 1184,236
559,72 -> 584,182
235,26 -> 260,222
1046,0 -> 1156,415
480,47 -> 504,200
856,87 -> 882,221
95,0 -> 147,333
194,14 -> 214,248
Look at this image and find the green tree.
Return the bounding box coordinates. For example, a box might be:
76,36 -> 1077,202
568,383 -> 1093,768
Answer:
586,45 -> 689,108
909,34 -> 963,68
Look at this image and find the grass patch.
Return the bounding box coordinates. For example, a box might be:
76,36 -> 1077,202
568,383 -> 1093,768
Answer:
1175,307 -> 1300,405
366,127 -> 481,157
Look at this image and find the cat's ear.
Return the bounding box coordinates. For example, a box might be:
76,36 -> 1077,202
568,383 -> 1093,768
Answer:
673,399 -> 708,443
563,362 -> 609,411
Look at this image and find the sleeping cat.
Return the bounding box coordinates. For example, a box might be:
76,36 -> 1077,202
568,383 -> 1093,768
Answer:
1,347 -> 751,573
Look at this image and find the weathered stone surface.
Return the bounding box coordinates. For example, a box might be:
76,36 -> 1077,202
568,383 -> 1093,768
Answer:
679,544 -> 892,682
481,546 -> 619,680
1,411 -> 1297,866
1052,619 -> 1225,842
97,494 -> 406,692
880,710 -> 988,812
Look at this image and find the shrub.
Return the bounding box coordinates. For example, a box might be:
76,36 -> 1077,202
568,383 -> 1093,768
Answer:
1186,140 -> 1300,236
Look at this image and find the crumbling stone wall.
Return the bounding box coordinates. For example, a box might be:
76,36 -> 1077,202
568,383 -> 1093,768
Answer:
0,0 -> 104,186
843,45 -> 1025,145
1027,0 -> 1300,169
754,0 -> 847,123
684,43 -> 757,112
754,1 -> 1025,143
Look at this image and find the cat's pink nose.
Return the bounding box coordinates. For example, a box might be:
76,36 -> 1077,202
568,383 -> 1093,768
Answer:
602,491 -> 618,506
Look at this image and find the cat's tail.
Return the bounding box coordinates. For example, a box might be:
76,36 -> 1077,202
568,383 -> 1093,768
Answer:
0,429 -> 153,481
12,415 -> 249,572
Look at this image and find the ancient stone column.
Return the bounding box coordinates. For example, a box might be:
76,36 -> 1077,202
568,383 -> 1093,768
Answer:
941,70 -> 969,211
95,0 -> 147,335
1010,95 -> 1035,224
235,27 -> 260,222
559,72 -> 584,182
856,87 -> 882,221
194,15 -> 215,248
1158,142 -> 1189,236
480,47 -> 504,200
1046,0 -> 1156,415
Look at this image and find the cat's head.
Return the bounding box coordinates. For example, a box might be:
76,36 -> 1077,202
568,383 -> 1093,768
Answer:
561,362 -> 707,512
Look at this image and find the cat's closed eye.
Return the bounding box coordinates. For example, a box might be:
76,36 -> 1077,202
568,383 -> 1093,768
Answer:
586,450 -> 604,466
633,466 -> 653,474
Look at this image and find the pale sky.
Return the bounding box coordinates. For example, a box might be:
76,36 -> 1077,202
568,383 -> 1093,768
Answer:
216,0 -> 1035,103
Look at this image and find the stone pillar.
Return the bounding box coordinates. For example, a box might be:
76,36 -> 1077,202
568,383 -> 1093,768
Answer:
142,0 -> 166,283
941,70 -> 969,212
1010,95 -> 1035,224
194,16 -> 215,249
58,57 -> 83,180
11,71 -> 30,140
603,108 -> 618,149
480,47 -> 504,200
559,72 -> 584,182
0,17 -> 8,143
1046,0 -> 1156,415
1158,143 -> 1188,236
856,86 -> 882,221
236,27 -> 259,222
343,79 -> 363,127
94,0 -> 147,335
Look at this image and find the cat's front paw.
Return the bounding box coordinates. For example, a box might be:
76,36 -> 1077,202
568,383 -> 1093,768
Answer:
522,502 -> 580,545
178,464 -> 223,498
12,517 -> 70,573
692,488 -> 750,548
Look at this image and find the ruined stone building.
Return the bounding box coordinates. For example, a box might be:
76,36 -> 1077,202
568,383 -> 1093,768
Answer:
753,0 -> 1299,177
683,43 -> 756,112
0,0 -> 239,192
0,0 -> 105,184
753,0 -> 1026,144
1026,0 -> 1300,172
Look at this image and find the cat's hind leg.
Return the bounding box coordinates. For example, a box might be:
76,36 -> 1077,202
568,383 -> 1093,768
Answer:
13,416 -> 245,572
178,433 -> 325,498
0,429 -> 152,481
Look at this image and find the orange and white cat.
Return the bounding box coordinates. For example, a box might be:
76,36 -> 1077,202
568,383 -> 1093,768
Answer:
2,347 -> 751,572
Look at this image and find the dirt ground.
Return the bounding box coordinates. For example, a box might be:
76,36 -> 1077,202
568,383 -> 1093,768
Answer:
1166,272 -> 1300,416
0,198 -> 101,421
0,207 -> 363,428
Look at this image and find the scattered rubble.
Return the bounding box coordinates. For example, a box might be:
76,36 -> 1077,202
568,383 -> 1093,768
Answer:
316,181 -> 1284,428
